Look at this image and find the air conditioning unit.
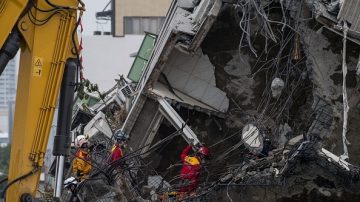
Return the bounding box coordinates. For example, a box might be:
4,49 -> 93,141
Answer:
120,84 -> 133,98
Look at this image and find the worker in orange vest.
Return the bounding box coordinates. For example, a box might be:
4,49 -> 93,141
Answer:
72,135 -> 92,180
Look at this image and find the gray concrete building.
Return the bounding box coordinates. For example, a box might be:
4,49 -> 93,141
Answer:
0,57 -> 17,110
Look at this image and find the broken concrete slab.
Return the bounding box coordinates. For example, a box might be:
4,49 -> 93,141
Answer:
162,49 -> 229,113
288,135 -> 304,146
84,112 -> 113,139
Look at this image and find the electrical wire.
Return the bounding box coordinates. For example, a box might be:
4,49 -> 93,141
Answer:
68,125 -> 186,196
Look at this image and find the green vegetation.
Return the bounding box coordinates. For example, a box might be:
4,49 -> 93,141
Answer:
0,145 -> 10,173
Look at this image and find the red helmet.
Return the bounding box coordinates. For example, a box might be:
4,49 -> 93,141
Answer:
198,146 -> 209,156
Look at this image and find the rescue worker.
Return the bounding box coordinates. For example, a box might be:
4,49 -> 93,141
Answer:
64,176 -> 80,202
72,135 -> 92,180
179,142 -> 209,195
111,130 -> 128,164
111,140 -> 123,164
258,138 -> 271,158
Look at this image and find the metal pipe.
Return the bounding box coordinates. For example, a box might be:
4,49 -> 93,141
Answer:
54,156 -> 65,198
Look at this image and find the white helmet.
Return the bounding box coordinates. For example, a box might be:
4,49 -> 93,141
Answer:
75,135 -> 88,148
64,177 -> 78,188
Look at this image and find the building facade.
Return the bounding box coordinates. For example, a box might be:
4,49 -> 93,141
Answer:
112,0 -> 171,36
0,56 -> 18,140
0,57 -> 17,110
0,132 -> 9,147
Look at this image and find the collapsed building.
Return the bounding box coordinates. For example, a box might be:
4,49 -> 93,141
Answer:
65,0 -> 360,201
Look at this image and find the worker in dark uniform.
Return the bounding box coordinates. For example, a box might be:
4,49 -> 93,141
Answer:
64,177 -> 80,202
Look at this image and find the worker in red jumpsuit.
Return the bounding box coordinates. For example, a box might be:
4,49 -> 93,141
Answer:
111,141 -> 124,164
179,142 -> 209,195
110,129 -> 128,165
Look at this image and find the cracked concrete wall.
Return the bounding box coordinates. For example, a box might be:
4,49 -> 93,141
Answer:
162,49 -> 229,112
298,22 -> 360,164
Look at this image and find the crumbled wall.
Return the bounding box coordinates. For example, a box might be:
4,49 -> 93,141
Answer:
195,2 -> 360,200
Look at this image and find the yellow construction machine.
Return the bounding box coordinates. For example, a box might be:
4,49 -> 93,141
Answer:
0,0 -> 84,201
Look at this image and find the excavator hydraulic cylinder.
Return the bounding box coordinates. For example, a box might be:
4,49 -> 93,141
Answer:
53,59 -> 77,156
53,59 -> 77,198
0,29 -> 21,76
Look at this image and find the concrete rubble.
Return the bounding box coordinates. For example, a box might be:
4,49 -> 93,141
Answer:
57,0 -> 360,201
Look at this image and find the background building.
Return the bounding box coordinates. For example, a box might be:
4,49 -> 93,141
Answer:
0,132 -> 9,147
96,0 -> 171,37
113,0 -> 171,36
0,111 -> 8,134
0,55 -> 18,140
83,0 -> 172,90
0,57 -> 17,110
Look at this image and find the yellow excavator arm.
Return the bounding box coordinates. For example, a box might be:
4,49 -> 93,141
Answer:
0,0 -> 84,201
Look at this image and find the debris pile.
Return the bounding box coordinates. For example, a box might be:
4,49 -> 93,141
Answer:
56,0 -> 360,201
